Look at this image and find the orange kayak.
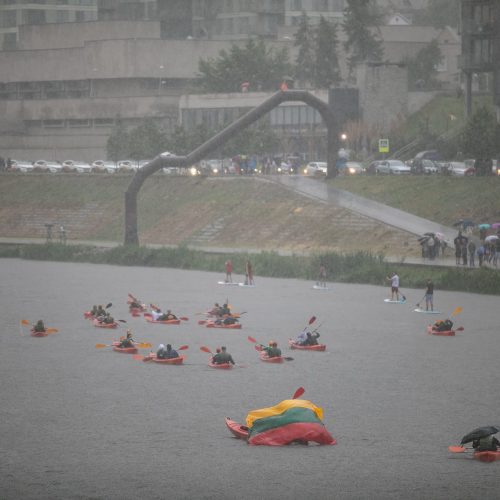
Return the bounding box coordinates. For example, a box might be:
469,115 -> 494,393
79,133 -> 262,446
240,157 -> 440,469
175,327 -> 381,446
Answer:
225,417 -> 249,439
93,318 -> 118,328
288,340 -> 326,351
206,321 -> 241,329
144,313 -> 181,325
30,328 -> 49,337
259,351 -> 284,363
144,353 -> 184,364
112,341 -> 138,354
426,325 -> 455,336
474,450 -> 500,463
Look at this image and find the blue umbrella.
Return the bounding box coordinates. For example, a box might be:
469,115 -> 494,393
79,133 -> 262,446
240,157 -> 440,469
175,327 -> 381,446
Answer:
478,223 -> 491,230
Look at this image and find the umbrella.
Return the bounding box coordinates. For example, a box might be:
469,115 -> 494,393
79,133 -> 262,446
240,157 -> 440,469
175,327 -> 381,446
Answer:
478,223 -> 491,230
491,223 -> 500,229
460,426 -> 499,445
418,236 -> 430,243
435,232 -> 445,240
485,235 -> 499,242
453,220 -> 464,227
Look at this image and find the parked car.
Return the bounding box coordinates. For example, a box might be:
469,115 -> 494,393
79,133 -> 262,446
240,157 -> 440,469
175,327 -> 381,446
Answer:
410,158 -> 439,174
304,161 -> 327,176
365,160 -> 381,175
117,160 -> 138,173
375,159 -> 411,175
464,158 -> 498,175
342,161 -> 365,175
91,160 -> 118,173
8,159 -> 34,173
33,160 -> 63,173
62,160 -> 92,173
446,161 -> 475,176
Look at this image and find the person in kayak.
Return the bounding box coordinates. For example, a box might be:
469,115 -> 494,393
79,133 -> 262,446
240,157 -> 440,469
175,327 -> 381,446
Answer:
119,330 -> 135,348
295,330 -> 307,344
95,305 -> 106,319
90,305 -> 98,316
156,343 -> 167,359
473,434 -> 500,452
219,303 -> 231,316
433,319 -> 453,332
164,344 -> 179,359
386,272 -> 400,301
208,303 -> 221,315
213,346 -> 235,365
158,309 -> 177,321
263,341 -> 281,358
33,320 -> 46,333
303,331 -> 320,346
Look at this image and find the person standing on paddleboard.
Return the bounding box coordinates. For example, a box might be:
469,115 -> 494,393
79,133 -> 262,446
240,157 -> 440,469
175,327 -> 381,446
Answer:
245,260 -> 254,285
225,260 -> 233,283
424,279 -> 434,311
386,272 -> 400,301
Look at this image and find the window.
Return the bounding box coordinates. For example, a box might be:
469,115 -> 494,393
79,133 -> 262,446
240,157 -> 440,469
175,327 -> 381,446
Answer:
43,119 -> 65,128
94,118 -> 115,127
292,0 -> 302,10
68,119 -> 91,127
43,81 -> 65,99
0,10 -> 16,28
2,32 -> 17,50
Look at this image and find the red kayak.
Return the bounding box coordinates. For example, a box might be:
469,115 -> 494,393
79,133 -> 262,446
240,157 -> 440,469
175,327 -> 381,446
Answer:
259,351 -> 284,363
30,328 -> 49,337
206,321 -> 241,329
112,341 -> 138,354
474,450 -> 500,463
427,325 -> 455,337
225,417 -> 249,439
83,311 -> 93,319
208,358 -> 233,369
288,339 -> 326,351
129,307 -> 143,317
93,318 -> 118,328
144,353 -> 185,365
144,313 -> 181,325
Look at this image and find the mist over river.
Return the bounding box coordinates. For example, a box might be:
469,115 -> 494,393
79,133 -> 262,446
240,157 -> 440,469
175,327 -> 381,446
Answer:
1,259 -> 499,500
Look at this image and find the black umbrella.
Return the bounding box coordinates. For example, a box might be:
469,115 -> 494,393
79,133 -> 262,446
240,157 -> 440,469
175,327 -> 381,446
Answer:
453,220 -> 464,227
460,426 -> 499,445
424,232 -> 435,236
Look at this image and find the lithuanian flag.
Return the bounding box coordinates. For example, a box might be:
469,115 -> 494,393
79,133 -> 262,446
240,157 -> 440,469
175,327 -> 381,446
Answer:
245,399 -> 336,446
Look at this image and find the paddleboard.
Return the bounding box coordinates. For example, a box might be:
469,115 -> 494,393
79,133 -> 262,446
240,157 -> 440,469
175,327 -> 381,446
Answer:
217,281 -> 239,286
384,298 -> 406,304
312,285 -> 330,290
414,308 -> 441,314
238,283 -> 256,288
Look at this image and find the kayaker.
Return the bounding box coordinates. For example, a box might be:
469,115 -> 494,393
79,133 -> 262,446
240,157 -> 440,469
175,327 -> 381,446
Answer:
211,348 -> 221,363
156,343 -> 167,359
208,303 -> 221,315
103,312 -> 115,324
303,331 -> 320,346
33,319 -> 46,333
295,330 -> 307,344
95,305 -> 106,318
213,346 -> 235,365
164,344 -> 179,359
90,305 -> 98,316
158,309 -> 177,321
433,319 -> 453,332
386,272 -> 400,301
119,330 -> 135,348
263,341 -> 281,358
220,303 -> 231,316
473,434 -> 500,452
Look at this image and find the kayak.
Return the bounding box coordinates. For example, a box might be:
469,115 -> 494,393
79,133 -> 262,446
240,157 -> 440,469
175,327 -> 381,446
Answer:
93,318 -> 118,328
225,417 -> 249,439
414,308 -> 441,314
112,341 -> 138,354
206,311 -> 241,319
288,339 -> 326,351
30,328 -> 49,337
145,353 -> 185,365
83,311 -> 93,319
206,322 -> 242,329
129,307 -> 143,317
474,450 -> 500,463
144,313 -> 181,325
384,298 -> 406,304
426,325 -> 455,337
209,358 -> 233,369
259,351 -> 284,363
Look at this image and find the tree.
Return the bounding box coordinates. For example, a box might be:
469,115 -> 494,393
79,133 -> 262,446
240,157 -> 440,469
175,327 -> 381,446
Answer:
314,17 -> 341,88
406,39 -> 443,90
460,106 -> 500,175
197,39 -> 293,93
412,0 -> 458,29
127,119 -> 166,160
294,12 -> 316,87
342,0 -> 384,76
107,120 -> 129,162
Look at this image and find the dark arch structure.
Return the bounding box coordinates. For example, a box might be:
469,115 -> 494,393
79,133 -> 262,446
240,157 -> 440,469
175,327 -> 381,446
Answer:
124,89 -> 338,245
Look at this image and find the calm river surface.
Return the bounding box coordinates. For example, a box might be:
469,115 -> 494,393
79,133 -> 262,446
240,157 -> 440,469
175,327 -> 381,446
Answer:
1,259 -> 499,500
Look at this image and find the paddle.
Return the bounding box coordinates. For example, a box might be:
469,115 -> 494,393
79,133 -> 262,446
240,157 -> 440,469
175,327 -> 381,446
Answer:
448,446 -> 469,453
292,387 -> 305,399
95,342 -> 152,349
415,293 -> 426,308
450,306 -> 463,318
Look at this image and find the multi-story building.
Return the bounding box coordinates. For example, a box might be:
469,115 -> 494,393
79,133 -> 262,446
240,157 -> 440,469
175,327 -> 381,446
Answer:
459,0 -> 500,119
0,1 -> 97,50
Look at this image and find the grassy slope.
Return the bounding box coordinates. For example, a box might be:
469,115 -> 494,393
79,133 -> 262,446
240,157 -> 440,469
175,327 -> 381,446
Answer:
331,176 -> 500,227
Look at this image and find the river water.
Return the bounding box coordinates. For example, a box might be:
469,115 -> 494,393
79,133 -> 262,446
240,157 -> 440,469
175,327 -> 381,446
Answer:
1,259 -> 499,500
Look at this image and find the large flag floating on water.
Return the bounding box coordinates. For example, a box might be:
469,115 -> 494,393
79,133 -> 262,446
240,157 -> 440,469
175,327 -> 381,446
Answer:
245,399 -> 336,446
